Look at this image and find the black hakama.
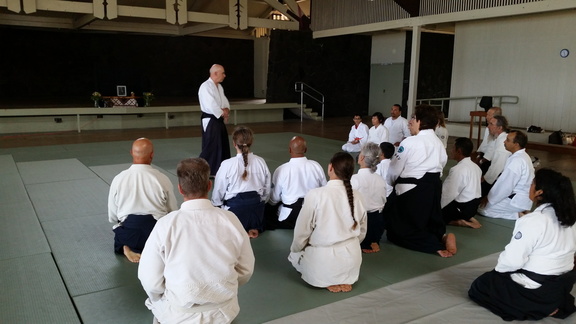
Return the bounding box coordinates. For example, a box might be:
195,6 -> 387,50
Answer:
199,112 -> 231,175
386,172 -> 446,254
469,269 -> 576,321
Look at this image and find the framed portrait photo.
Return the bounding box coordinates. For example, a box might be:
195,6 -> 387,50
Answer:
117,85 -> 127,97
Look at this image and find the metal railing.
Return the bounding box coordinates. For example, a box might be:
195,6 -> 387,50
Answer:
416,95 -> 519,118
295,82 -> 325,121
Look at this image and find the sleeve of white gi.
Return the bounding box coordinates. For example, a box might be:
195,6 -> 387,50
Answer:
290,191 -> 316,252
138,223 -> 167,302
495,217 -> 541,273
487,165 -> 520,207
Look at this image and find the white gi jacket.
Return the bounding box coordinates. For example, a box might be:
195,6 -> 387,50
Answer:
375,159 -> 393,197
384,116 -> 410,145
435,126 -> 449,149
484,132 -> 511,185
138,199 -> 255,324
489,149 -> 533,207
108,164 -> 177,226
388,129 -> 447,195
289,180 -> 367,288
270,157 -> 326,221
211,153 -> 271,207
496,203 -> 576,276
477,127 -> 494,158
342,122 -> 370,152
368,124 -> 389,145
198,78 -> 230,130
441,157 -> 482,208
351,168 -> 387,212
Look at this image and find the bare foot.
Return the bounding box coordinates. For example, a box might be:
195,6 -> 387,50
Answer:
362,243 -> 381,253
443,233 -> 457,255
549,308 -> 559,317
248,229 -> 259,238
123,245 -> 141,263
326,284 -> 352,293
467,217 -> 482,229
327,285 -> 342,292
339,284 -> 352,292
437,249 -> 454,258
449,218 -> 482,229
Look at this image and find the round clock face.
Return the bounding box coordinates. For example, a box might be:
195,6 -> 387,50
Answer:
560,49 -> 569,58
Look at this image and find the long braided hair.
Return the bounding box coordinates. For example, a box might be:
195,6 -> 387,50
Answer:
330,152 -> 357,230
232,126 -> 253,180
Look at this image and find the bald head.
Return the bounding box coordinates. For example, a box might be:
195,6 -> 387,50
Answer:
131,138 -> 154,164
289,136 -> 307,157
209,64 -> 226,84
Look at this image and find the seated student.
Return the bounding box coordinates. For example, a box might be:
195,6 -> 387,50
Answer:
480,115 -> 510,197
386,104 -> 457,258
375,142 -> 395,198
368,112 -> 389,145
441,137 -> 483,229
351,143 -> 387,253
289,152 -> 367,293
478,130 -> 534,220
138,158 -> 255,324
108,138 -> 177,263
384,104 -> 411,147
435,109 -> 449,149
342,114 -> 370,153
212,126 -> 271,238
469,168 -> 576,321
471,107 -> 502,171
265,136 -> 326,230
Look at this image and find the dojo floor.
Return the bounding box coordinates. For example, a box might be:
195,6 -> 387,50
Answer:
1,118 -> 575,324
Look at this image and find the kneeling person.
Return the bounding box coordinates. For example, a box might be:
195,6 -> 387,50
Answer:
441,137 -> 482,228
108,138 -> 177,263
138,158 -> 255,323
265,136 -> 326,230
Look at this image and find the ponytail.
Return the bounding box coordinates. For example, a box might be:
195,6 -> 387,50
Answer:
330,152 -> 357,230
232,126 -> 254,181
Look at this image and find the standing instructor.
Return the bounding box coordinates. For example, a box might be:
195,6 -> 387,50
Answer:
198,64 -> 231,175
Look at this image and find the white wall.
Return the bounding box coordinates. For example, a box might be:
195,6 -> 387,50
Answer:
369,32 -> 406,115
449,11 -> 576,132
371,32 -> 406,64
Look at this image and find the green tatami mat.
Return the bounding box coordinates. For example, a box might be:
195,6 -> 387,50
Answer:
266,253 -> 576,324
0,154 -> 18,174
0,201 -> 50,261
41,214 -> 136,297
89,163 -> 132,185
234,219 -> 515,324
17,158 -> 98,184
0,171 -> 29,205
0,253 -> 80,324
26,177 -> 109,222
74,285 -> 152,324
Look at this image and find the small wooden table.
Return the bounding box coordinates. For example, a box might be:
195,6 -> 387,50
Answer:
470,110 -> 487,148
103,96 -> 140,107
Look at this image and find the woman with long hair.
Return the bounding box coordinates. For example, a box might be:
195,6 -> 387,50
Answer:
211,126 -> 271,238
469,168 -> 576,320
289,152 -> 367,293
